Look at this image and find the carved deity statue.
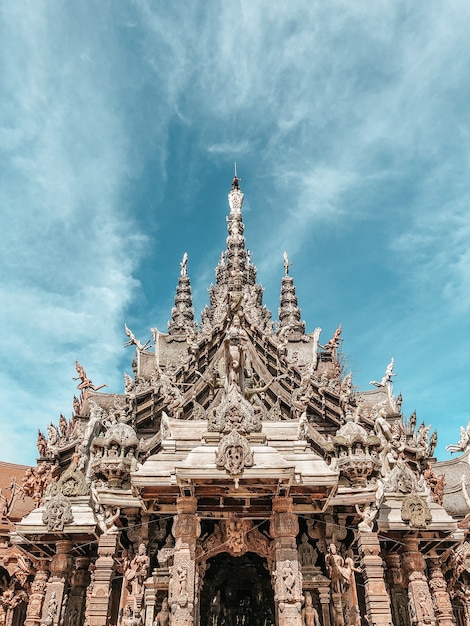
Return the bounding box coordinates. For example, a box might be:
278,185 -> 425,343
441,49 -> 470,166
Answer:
326,544 -> 353,594
224,314 -> 247,393
282,560 -> 296,599
124,543 -> 150,596
355,503 -> 378,532
44,592 -> 58,625
298,534 -> 317,567
180,252 -> 188,277
301,592 -> 320,626
283,251 -> 291,275
73,361 -> 107,392
37,430 -> 48,457
208,591 -> 221,626
154,597 -> 170,626
171,564 -> 189,604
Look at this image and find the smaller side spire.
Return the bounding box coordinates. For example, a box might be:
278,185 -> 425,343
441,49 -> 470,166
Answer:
277,252 -> 305,339
168,253 -> 197,340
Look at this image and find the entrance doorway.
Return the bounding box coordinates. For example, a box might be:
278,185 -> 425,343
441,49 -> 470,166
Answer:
200,552 -> 275,626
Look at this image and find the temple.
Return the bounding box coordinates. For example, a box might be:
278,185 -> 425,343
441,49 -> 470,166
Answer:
2,175 -> 470,626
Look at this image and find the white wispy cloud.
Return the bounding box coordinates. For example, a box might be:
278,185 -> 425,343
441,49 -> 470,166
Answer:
0,3 -> 151,462
1,0 -> 470,464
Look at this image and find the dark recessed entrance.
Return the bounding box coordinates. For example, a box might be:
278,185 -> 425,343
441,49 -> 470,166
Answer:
200,552 -> 275,626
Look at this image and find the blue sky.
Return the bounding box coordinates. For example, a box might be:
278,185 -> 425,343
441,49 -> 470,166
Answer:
1,1 -> 469,465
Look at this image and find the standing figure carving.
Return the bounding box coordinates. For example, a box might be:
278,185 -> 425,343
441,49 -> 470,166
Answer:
43,591 -> 58,625
208,591 -> 221,626
176,565 -> 188,598
224,314 -> 247,393
301,592 -> 320,626
153,597 -> 170,626
298,534 -> 317,567
73,361 -> 107,392
355,503 -> 378,533
124,543 -> 150,596
282,561 -> 296,600
326,544 -> 352,594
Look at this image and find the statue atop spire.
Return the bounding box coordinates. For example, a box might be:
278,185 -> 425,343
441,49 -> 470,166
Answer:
180,252 -> 188,277
228,166 -> 244,215
231,161 -> 241,190
283,252 -> 291,276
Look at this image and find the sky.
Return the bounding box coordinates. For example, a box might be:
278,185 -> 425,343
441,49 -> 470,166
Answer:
1,1 -> 469,466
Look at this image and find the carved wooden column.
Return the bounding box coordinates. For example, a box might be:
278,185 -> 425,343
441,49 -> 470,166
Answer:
384,553 -> 410,626
169,496 -> 200,626
24,562 -> 49,626
356,531 -> 393,626
144,577 -> 157,626
270,496 -> 303,626
427,558 -> 455,626
41,539 -> 74,626
317,586 -> 331,626
457,583 -> 470,626
401,538 -> 436,626
84,532 -> 119,626
64,556 -> 90,626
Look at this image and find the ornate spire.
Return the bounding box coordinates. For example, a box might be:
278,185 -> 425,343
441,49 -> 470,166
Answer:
223,174 -> 257,295
201,173 -> 272,335
168,253 -> 197,339
277,252 -> 305,338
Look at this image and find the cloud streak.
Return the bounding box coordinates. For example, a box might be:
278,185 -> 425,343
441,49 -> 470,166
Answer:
1,1 -> 469,462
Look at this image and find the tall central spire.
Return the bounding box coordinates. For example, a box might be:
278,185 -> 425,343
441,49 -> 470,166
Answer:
213,174 -> 257,294
202,173 -> 272,335
224,174 -> 255,294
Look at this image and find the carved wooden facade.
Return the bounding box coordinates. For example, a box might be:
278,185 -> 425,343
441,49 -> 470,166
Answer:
1,176 -> 470,626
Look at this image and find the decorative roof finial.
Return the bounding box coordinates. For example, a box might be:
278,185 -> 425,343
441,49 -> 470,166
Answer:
180,252 -> 188,277
283,252 -> 291,276
232,162 -> 241,190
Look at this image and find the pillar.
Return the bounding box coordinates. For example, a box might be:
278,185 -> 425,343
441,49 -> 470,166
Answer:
64,557 -> 90,626
41,540 -> 74,626
270,496 -> 303,626
356,532 -> 393,626
84,532 -> 119,626
427,558 -> 455,626
318,587 -> 331,626
169,496 -> 200,626
401,538 -> 436,626
144,577 -> 157,626
456,583 -> 470,626
384,553 -> 410,626
24,562 -> 49,626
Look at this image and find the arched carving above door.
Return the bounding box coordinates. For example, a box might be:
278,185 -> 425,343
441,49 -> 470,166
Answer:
197,519 -> 274,568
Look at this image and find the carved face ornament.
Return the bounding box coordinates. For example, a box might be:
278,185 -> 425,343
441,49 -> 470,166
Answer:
401,493 -> 432,528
